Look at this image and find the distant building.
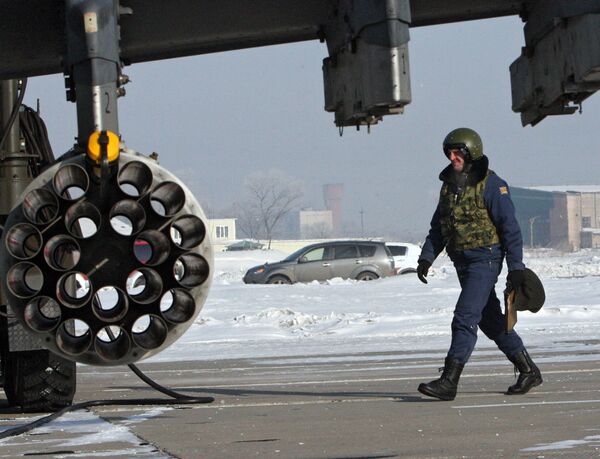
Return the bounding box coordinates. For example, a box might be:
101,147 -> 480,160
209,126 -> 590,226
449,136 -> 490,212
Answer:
581,228 -> 600,250
299,209 -> 333,239
512,186 -> 600,251
510,187 -> 554,248
323,184 -> 343,236
207,218 -> 236,243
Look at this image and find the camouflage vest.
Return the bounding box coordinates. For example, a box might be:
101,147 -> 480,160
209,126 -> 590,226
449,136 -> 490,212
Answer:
439,170 -> 500,253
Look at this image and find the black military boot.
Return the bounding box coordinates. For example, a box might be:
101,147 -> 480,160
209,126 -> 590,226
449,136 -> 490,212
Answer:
506,349 -> 542,395
418,357 -> 464,401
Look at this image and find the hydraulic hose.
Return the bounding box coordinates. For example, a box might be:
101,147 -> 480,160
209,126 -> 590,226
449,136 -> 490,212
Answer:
0,362 -> 214,440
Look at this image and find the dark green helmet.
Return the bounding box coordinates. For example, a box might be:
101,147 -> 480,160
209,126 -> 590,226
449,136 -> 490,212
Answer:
443,128 -> 483,161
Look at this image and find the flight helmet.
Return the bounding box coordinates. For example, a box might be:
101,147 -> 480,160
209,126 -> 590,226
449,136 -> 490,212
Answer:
443,128 -> 483,161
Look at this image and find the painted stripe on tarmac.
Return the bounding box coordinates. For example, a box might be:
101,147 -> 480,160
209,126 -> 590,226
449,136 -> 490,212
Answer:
90,397 -> 398,413
84,368 -> 600,393
90,396 -> 600,414
77,356 -> 600,377
165,367 -> 600,389
453,399 -> 600,409
86,397 -> 600,418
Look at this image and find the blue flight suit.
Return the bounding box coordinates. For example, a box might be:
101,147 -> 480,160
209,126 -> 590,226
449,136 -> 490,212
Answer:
420,158 -> 526,364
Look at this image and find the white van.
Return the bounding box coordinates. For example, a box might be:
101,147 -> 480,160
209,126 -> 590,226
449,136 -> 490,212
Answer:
385,242 -> 420,275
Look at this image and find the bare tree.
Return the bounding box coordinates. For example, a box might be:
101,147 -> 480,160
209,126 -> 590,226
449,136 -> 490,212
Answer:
243,170 -> 303,249
233,201 -> 262,240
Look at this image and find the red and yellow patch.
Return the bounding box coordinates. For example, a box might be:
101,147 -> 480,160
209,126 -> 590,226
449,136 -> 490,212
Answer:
499,186 -> 508,195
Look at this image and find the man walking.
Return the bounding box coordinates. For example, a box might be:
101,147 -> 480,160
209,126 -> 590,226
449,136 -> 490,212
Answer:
417,127 -> 542,401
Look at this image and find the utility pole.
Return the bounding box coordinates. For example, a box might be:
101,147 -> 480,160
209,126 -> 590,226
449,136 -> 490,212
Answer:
529,215 -> 540,248
359,208 -> 365,237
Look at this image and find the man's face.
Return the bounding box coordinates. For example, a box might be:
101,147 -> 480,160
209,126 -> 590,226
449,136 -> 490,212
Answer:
447,149 -> 466,172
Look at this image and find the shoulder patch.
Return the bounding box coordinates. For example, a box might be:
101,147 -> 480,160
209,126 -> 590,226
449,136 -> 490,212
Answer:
499,186 -> 508,195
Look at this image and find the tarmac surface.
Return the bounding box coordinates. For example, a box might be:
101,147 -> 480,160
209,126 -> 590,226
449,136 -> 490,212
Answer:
1,343 -> 600,458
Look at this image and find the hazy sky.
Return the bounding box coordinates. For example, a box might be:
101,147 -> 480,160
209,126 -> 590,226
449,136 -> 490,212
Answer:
23,16 -> 600,240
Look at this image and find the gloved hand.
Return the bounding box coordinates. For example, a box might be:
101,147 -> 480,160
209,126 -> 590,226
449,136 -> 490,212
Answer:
507,269 -> 526,291
417,260 -> 432,284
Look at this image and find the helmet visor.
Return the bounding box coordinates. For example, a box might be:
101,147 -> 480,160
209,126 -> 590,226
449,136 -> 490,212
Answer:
444,144 -> 469,159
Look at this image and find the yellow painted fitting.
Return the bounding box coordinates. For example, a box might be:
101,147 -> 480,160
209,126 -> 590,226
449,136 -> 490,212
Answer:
87,130 -> 120,163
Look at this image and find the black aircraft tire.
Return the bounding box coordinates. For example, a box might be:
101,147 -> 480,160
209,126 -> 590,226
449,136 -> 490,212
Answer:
0,273 -> 75,414
2,348 -> 76,413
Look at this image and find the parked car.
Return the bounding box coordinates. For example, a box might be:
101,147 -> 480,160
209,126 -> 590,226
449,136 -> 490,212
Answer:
243,240 -> 395,284
225,240 -> 264,251
385,242 -> 420,275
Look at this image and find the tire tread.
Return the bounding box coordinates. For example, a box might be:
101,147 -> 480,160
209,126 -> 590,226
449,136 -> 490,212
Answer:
3,350 -> 76,413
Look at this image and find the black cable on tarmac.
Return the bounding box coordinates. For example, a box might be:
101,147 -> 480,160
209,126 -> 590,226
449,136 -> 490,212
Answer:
0,363 -> 215,440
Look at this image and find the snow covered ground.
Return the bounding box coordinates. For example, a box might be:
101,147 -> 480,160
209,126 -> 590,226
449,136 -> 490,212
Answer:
2,247 -> 599,455
151,247 -> 600,364
0,409 -> 172,458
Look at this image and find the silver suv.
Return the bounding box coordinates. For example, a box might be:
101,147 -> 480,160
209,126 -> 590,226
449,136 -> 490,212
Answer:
243,240 -> 395,284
